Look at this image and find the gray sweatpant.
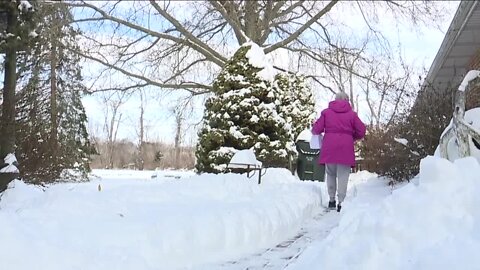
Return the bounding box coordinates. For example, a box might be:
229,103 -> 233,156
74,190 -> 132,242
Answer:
325,164 -> 351,203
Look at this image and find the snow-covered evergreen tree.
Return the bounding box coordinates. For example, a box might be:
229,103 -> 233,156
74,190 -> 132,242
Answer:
273,73 -> 316,142
16,3 -> 93,181
195,43 -> 316,173
0,0 -> 37,191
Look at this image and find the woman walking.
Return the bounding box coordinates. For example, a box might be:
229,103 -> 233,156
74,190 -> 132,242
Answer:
312,92 -> 366,212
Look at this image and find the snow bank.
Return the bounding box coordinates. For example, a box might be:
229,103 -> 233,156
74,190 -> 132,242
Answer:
0,168 -> 322,270
288,156 -> 480,270
92,168 -> 195,180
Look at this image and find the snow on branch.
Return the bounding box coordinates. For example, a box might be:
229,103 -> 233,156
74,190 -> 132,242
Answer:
18,0 -> 33,12
458,70 -> 480,92
244,42 -> 277,81
394,137 -> 408,147
0,153 -> 19,174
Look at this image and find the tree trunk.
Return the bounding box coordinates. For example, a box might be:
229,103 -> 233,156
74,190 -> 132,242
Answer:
0,6 -> 19,191
107,104 -> 120,169
107,111 -> 115,169
349,72 -> 355,111
138,92 -> 145,170
50,39 -> 58,152
244,1 -> 260,42
454,87 -> 470,158
1,7 -> 18,159
174,113 -> 182,169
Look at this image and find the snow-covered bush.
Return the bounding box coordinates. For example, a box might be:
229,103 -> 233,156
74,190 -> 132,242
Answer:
195,43 -> 315,173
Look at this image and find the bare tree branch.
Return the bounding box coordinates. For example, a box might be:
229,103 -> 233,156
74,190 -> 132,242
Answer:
62,0 -> 449,102
305,75 -> 337,95
209,0 -> 247,44
149,0 -> 227,64
264,0 -> 339,53
66,1 -> 226,66
86,83 -> 150,94
70,46 -> 212,93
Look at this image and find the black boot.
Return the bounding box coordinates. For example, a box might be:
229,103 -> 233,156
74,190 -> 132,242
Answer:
337,203 -> 342,212
328,200 -> 336,209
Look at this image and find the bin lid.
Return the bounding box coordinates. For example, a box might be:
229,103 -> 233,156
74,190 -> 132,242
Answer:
296,141 -> 320,155
296,129 -> 312,142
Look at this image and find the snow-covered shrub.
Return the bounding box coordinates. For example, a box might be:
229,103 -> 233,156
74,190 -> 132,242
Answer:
195,43 -> 315,173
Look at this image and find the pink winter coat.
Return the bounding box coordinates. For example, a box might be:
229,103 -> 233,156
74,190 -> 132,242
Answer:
312,100 -> 366,167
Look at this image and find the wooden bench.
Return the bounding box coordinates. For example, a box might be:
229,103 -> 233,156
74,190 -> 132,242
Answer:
227,149 -> 266,184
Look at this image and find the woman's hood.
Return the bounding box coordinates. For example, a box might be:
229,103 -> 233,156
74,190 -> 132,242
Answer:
328,100 -> 352,113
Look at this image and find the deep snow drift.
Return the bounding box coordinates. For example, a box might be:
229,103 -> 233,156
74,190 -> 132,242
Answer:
0,168 -> 323,270
288,156 -> 480,270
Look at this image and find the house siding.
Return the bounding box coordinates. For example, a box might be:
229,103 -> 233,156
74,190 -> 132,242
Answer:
466,48 -> 480,110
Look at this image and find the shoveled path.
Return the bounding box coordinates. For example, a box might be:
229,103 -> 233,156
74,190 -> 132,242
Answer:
197,208 -> 341,270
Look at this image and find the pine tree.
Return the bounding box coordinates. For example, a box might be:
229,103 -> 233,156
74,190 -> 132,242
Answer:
195,43 -> 316,173
273,73 -> 316,143
0,0 -> 37,191
16,2 -> 93,182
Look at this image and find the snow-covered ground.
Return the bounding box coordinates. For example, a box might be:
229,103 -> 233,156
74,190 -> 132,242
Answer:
0,167 -> 325,270
288,156 -> 480,270
3,156 -> 477,270
196,170 -> 384,270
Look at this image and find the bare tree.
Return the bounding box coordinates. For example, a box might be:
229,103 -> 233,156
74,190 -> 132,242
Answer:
135,89 -> 147,170
89,138 -> 196,170
360,55 -> 417,130
170,95 -> 196,169
62,0 -> 449,97
100,91 -> 132,168
313,29 -> 418,129
321,36 -> 370,111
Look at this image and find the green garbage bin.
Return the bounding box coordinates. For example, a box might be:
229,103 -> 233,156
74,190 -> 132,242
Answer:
295,141 -> 325,181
